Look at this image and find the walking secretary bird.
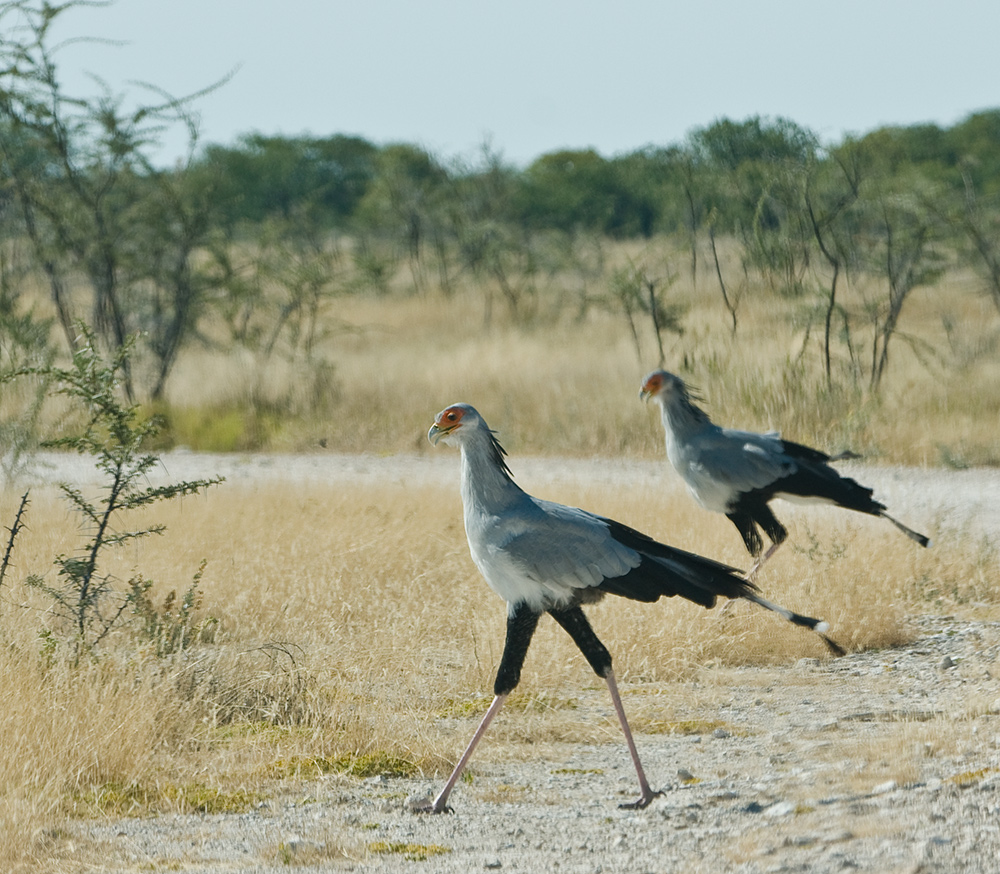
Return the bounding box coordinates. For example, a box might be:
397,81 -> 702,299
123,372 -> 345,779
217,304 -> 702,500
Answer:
416,402 -> 843,814
640,370 -> 931,576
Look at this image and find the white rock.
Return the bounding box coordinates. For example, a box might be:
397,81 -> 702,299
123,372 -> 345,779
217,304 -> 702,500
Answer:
764,801 -> 796,817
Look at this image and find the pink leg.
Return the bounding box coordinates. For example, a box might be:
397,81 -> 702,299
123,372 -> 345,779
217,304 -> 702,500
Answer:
604,669 -> 661,809
718,541 -> 783,617
414,693 -> 508,814
748,540 -> 783,580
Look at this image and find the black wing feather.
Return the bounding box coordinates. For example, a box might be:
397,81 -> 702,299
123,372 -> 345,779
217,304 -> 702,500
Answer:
597,517 -> 757,607
779,439 -> 833,465
771,460 -> 886,516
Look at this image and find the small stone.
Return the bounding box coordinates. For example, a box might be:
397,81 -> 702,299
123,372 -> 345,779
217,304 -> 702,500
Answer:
940,655 -> 956,670
764,801 -> 795,818
677,768 -> 696,783
484,860 -> 502,869
712,728 -> 731,739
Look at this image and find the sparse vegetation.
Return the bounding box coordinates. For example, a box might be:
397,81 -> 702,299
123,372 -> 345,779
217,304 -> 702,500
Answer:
368,841 -> 451,862
9,328 -> 223,660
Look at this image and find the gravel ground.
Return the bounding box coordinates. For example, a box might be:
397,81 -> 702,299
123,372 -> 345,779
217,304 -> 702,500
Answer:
25,451 -> 999,874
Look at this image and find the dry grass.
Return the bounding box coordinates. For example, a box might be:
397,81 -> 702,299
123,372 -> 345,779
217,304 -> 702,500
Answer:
0,468 -> 989,871
147,245 -> 1000,466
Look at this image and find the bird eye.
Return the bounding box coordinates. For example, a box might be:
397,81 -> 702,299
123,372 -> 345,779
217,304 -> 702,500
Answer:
437,407 -> 464,427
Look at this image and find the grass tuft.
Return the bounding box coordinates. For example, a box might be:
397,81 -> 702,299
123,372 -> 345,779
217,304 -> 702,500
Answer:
368,841 -> 451,862
946,767 -> 997,786
261,752 -> 420,780
75,782 -> 261,817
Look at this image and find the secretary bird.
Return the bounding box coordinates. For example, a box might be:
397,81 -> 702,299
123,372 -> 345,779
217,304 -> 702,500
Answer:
640,369 -> 931,575
417,402 -> 842,814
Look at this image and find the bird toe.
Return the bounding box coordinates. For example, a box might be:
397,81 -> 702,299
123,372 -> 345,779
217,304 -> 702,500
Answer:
618,788 -> 663,810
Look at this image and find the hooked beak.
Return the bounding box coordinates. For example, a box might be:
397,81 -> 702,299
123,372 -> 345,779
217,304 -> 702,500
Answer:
639,385 -> 654,403
428,422 -> 453,445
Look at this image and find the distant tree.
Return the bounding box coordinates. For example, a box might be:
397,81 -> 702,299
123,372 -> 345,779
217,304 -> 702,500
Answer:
213,213 -> 343,364
193,133 -> 378,228
946,110 -> 1000,196
355,143 -> 449,291
804,138 -> 866,385
688,116 -> 818,233
930,112 -> 1000,314
447,142 -> 528,317
706,214 -> 744,335
690,116 -> 817,170
671,144 -> 712,281
518,149 -> 619,233
0,0 -> 224,400
930,167 -> 1000,317
860,171 -> 946,392
608,262 -> 684,365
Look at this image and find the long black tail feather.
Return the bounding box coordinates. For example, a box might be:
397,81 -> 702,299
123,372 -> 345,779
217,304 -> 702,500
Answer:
600,516 -> 844,655
742,591 -> 846,656
600,517 -> 757,606
882,512 -> 932,548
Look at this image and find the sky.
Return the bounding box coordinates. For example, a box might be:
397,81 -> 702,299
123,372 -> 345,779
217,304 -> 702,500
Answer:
48,0 -> 1000,167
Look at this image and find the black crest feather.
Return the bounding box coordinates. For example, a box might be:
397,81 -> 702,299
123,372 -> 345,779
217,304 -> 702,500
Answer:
488,430 -> 513,478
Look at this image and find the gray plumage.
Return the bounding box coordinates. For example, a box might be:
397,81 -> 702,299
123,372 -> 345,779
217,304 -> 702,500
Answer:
640,369 -> 931,567
430,402 -> 768,615
418,402 -> 840,814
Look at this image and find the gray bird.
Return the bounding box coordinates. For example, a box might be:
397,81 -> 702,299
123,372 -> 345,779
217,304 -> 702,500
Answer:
640,370 -> 931,575
418,402 -> 840,814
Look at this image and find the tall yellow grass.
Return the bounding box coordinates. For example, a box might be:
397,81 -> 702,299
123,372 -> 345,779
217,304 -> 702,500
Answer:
154,247 -> 1000,466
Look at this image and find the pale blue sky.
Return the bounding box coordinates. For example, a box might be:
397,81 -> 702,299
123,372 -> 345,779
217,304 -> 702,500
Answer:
51,0 -> 1000,166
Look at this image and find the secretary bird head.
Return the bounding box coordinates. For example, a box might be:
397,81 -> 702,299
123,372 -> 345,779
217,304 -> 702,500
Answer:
427,403 -> 475,445
639,369 -> 702,407
428,403 -> 512,474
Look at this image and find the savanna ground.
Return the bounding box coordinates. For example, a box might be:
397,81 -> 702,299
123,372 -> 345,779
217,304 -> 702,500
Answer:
1,245 -> 999,871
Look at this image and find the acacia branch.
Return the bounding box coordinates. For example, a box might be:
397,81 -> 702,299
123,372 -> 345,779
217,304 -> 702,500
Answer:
708,223 -> 738,335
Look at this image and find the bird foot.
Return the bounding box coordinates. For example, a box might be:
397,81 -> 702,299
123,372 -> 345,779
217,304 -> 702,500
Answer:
407,794 -> 453,815
618,788 -> 663,810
